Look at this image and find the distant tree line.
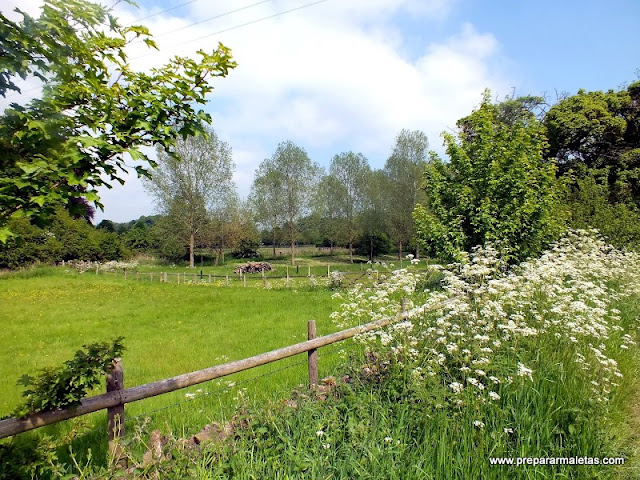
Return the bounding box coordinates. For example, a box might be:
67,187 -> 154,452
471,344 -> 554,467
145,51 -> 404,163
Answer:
2,78 -> 638,269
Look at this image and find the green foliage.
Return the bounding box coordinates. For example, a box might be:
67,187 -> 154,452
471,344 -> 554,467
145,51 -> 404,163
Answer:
355,231 -> 392,260
13,337 -> 125,418
0,209 -> 128,268
250,141 -> 321,264
545,81 -> 640,205
543,80 -> 640,250
414,91 -> 566,262
359,169 -> 390,260
319,151 -> 371,260
0,0 -> 236,237
0,434 -> 72,480
384,129 -> 429,257
566,174 -> 640,250
144,126 -> 236,267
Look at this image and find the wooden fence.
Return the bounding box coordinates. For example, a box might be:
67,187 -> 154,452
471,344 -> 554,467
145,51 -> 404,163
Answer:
77,266 -> 384,286
0,300 -> 412,453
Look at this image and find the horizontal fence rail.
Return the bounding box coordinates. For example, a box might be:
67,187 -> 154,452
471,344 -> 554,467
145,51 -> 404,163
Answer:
0,301 -> 424,441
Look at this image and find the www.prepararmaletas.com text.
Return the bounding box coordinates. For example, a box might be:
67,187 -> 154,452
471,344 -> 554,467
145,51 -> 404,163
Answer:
489,457 -> 625,466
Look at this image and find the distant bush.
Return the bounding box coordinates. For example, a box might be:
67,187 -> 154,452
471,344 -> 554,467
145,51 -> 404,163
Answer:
567,175 -> 640,251
0,209 -> 129,269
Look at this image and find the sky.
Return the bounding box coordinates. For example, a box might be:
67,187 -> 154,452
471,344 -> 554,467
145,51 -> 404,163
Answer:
2,0 -> 639,224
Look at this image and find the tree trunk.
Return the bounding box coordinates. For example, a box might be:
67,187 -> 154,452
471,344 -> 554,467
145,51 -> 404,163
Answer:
272,224 -> 276,258
349,237 -> 353,263
189,233 -> 195,268
398,240 -> 402,261
370,236 -> 373,262
290,224 -> 295,266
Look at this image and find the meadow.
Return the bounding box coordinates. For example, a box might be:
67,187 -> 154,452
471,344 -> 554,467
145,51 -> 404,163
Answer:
0,264 -> 350,464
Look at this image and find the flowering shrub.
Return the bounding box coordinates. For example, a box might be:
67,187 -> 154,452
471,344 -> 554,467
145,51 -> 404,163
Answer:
333,229 -> 639,425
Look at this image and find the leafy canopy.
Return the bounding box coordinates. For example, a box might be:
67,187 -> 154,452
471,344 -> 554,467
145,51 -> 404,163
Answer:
0,0 -> 236,241
414,91 -> 565,263
544,81 -> 640,206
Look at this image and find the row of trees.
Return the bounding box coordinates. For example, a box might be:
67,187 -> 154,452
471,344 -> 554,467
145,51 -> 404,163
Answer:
248,130 -> 428,265
134,128 -> 429,267
146,76 -> 639,268
5,78 -> 637,268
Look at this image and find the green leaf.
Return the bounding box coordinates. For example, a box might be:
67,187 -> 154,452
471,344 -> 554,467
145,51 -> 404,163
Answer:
32,196 -> 46,206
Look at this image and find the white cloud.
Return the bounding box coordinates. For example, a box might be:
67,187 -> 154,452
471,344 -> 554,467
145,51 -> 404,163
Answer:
2,0 -> 513,223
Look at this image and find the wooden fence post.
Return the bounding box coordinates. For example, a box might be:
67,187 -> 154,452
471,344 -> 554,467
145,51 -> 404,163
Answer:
307,320 -> 318,389
106,358 -> 125,467
225,275 -> 229,286
262,269 -> 267,288
308,265 -> 311,277
327,264 -> 330,277
401,297 -> 407,316
208,274 -> 211,283
243,274 -> 246,287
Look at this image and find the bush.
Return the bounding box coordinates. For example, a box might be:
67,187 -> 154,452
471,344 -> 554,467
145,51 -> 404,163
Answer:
414,92 -> 565,263
567,174 -> 640,251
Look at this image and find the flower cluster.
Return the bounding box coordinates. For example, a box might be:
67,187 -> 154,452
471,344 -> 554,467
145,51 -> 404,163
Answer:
332,230 -> 640,410
330,267 -> 422,329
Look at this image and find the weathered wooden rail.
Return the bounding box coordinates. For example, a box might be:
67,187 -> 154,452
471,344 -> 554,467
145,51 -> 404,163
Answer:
0,302 -> 413,445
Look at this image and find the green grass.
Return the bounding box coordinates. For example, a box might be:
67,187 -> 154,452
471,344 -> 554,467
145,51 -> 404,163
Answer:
0,267 -> 344,465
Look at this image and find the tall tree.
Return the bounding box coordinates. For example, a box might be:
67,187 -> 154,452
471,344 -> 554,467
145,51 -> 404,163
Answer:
313,176 -> 344,255
0,0 -> 236,242
325,152 -> 370,262
414,91 -> 565,263
359,169 -> 391,261
145,127 -> 236,267
384,129 -> 429,259
544,81 -> 640,205
249,161 -> 284,258
250,141 -> 320,265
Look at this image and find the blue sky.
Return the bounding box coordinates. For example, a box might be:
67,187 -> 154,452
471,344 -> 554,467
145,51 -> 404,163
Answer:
2,0 -> 639,223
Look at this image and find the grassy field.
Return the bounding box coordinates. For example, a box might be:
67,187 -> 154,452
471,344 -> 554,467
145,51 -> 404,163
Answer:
0,267 -> 349,463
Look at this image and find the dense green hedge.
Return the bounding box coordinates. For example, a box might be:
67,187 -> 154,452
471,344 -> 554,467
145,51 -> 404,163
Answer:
0,210 -> 129,269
